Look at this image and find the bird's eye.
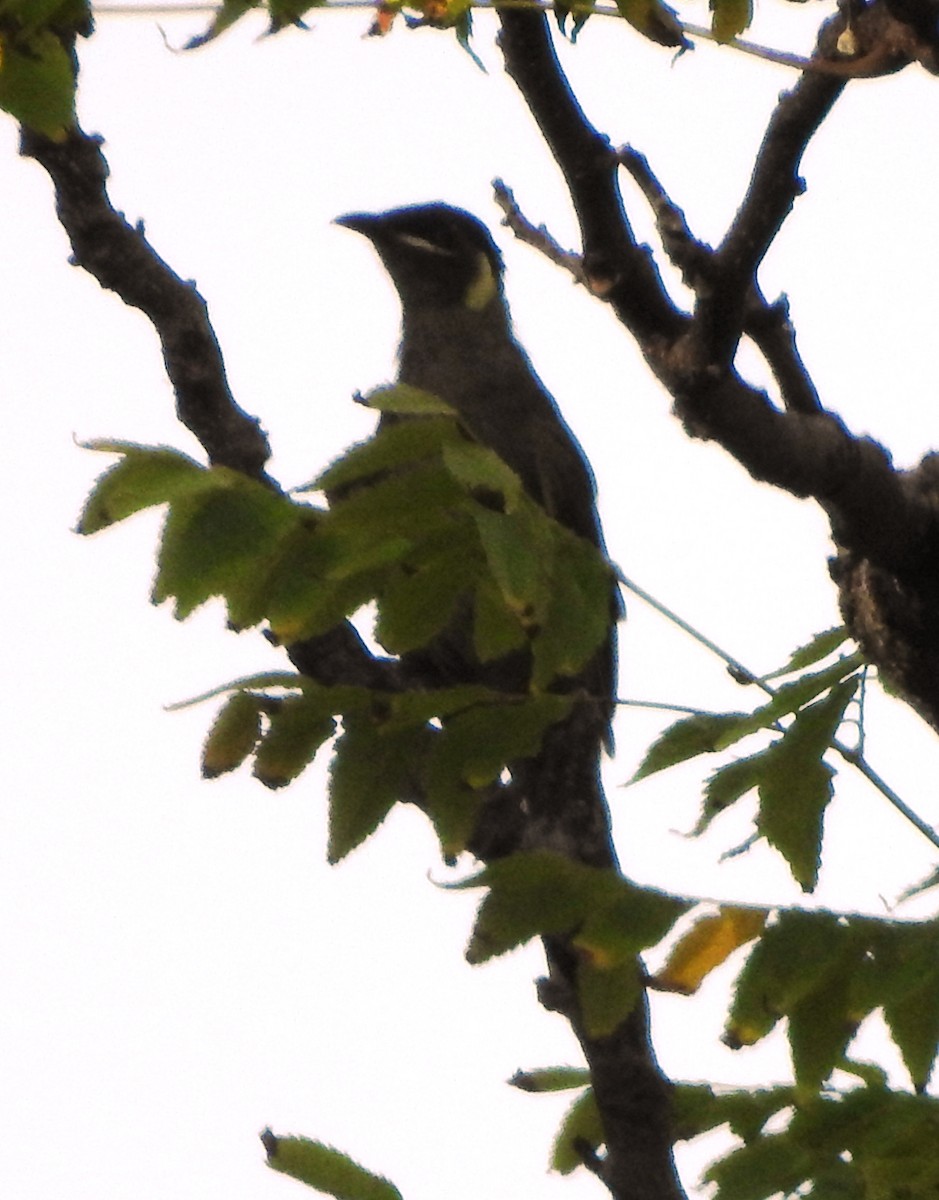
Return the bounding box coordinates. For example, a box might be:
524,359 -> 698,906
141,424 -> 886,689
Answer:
395,232 -> 456,256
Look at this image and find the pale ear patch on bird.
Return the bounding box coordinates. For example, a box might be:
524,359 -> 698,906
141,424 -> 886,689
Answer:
396,232 -> 455,256
464,251 -> 498,312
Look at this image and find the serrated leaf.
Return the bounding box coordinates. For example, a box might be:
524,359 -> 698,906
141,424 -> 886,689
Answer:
313,415 -> 459,495
375,537 -> 478,655
78,444 -> 207,533
202,691 -> 263,778
671,1084 -> 795,1143
788,969 -> 859,1091
253,694 -> 336,789
551,1089 -> 603,1175
655,906 -> 767,994
533,528 -> 615,689
764,626 -> 849,679
704,1129 -> 810,1200
873,921 -> 939,1092
749,655 -> 861,731
472,576 -> 529,662
575,882 -> 690,965
442,438 -> 523,509
153,477 -> 297,621
459,851 -> 687,965
327,720 -> 429,861
631,712 -> 751,782
459,852 -> 613,963
577,955 -> 642,1037
726,911 -> 856,1050
473,504 -> 552,624
262,1132 -> 402,1200
756,677 -> 858,891
697,753 -> 766,831
709,0 -> 752,43
0,28 -> 75,138
429,695 -> 571,792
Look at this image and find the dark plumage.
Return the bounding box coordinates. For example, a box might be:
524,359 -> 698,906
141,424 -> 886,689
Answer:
336,204 -> 619,848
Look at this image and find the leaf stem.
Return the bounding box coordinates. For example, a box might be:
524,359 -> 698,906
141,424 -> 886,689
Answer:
618,571 -> 939,854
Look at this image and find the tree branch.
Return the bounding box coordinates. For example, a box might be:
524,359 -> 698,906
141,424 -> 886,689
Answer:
497,8 -> 685,341
19,124 -> 272,482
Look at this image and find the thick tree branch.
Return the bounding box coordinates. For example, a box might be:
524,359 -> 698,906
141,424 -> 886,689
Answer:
497,9 -> 685,341
20,125 -> 272,482
496,6 -> 939,732
20,121 -> 403,698
692,70 -> 844,368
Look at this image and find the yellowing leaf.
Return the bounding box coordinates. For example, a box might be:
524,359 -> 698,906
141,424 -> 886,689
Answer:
656,907 -> 767,995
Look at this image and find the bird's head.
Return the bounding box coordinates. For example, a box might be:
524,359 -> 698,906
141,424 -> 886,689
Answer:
335,203 -> 505,314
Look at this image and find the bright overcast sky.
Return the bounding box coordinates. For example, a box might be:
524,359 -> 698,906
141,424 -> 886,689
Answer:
2,3 -> 939,1199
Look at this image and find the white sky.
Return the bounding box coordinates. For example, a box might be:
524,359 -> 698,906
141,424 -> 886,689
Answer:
2,3 -> 939,1198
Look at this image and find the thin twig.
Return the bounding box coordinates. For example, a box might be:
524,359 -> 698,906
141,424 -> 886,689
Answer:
618,571 -> 939,853
91,0 -> 828,75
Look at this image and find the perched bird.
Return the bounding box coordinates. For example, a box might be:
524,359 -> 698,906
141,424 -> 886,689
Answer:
335,203 -> 619,861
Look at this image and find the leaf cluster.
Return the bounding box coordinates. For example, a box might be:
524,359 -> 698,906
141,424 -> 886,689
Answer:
633,630 -> 864,891
79,388 -> 615,861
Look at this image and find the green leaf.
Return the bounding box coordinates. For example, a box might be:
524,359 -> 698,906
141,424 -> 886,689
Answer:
551,1089 -> 603,1175
756,677 -> 858,891
533,528 -> 615,689
554,0 -> 595,42
787,970 -> 859,1091
429,694 -> 571,790
453,8 -> 486,72
253,694 -> 336,789
442,438 -> 523,510
166,670 -> 305,711
631,712 -> 751,782
202,691 -> 263,778
328,718 -> 430,862
749,655 -> 861,730
472,576 -> 529,662
473,504 -> 552,628
460,853 -> 610,963
458,851 -> 688,965
726,911 -> 856,1050
671,1084 -> 795,1143
78,444 -> 207,533
705,1128 -> 814,1200
709,0 -> 753,43
764,626 -> 849,679
313,415 -> 459,495
363,383 -> 457,416
613,0 -> 687,47
375,538 -> 479,656
262,1132 -> 402,1200
698,753 -> 766,831
509,1066 -> 592,1093
0,27 -> 75,138
266,0 -> 324,32
182,0 -> 259,50
577,955 -> 642,1037
153,476 -> 298,621
871,920 -> 939,1092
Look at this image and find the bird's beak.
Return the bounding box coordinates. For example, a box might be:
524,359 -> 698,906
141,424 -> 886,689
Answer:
333,212 -> 380,238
